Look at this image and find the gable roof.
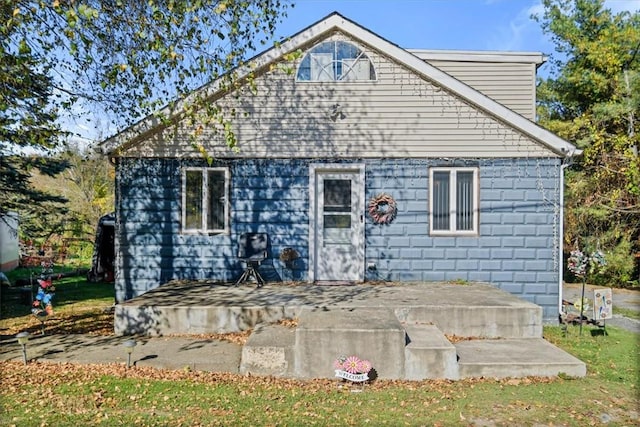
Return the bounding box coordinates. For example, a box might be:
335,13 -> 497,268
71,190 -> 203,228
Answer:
99,12 -> 579,158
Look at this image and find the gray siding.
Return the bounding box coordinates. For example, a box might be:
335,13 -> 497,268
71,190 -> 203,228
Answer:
123,34 -> 553,160
115,157 -> 561,321
424,60 -> 537,120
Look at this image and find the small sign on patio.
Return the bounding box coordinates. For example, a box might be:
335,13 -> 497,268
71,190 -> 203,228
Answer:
593,288 -> 613,321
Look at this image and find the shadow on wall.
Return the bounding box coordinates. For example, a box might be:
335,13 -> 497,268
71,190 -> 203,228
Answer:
114,54 -> 408,300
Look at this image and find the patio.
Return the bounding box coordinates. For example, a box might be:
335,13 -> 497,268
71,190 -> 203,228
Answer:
113,280 -> 586,380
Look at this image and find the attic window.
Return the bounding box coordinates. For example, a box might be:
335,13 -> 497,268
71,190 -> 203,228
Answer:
296,41 -> 376,82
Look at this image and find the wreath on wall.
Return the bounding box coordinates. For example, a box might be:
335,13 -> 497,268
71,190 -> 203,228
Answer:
368,193 -> 397,225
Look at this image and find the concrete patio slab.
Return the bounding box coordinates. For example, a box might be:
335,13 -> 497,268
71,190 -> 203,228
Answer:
0,281 -> 591,381
0,333 -> 242,372
455,338 -> 587,379
114,281 -> 543,337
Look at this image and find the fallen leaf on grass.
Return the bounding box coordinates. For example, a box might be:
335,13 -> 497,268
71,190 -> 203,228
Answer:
1,308 -> 114,336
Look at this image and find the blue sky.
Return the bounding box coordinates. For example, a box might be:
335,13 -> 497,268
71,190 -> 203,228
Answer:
277,0 -> 551,52
274,0 -> 640,75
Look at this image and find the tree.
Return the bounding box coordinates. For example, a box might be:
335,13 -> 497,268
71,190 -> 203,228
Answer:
5,0 -> 291,137
22,145 -> 115,260
1,3 -> 70,221
535,0 -> 640,286
1,0 -> 290,238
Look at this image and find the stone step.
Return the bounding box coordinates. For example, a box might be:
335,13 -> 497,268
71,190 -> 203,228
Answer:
455,338 -> 587,379
240,324 -> 295,377
404,324 -> 459,380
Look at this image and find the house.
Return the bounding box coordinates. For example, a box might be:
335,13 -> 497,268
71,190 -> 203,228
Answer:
100,13 -> 579,323
0,212 -> 19,272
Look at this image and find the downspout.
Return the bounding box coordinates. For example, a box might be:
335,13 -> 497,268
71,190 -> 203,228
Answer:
558,157 -> 571,316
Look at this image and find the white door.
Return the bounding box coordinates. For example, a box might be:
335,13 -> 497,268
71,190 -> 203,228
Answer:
310,166 -> 365,282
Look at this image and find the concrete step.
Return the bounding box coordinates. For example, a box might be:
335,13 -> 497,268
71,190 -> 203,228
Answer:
404,324 -> 459,380
455,338 -> 587,379
238,315 -> 587,381
397,305 -> 542,339
294,307 -> 406,379
240,324 -> 295,377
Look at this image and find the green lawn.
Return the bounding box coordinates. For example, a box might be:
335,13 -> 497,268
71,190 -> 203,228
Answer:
0,325 -> 637,426
614,306 -> 640,320
1,271 -> 638,426
1,267 -> 114,336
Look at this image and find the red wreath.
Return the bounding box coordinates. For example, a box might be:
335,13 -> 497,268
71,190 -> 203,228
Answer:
368,193 -> 397,225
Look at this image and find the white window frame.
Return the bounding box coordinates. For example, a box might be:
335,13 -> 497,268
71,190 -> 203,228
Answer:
296,40 -> 376,82
310,53 -> 334,81
429,167 -> 479,236
181,167 -> 230,235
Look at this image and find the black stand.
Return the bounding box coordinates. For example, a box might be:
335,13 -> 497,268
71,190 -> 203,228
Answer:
234,262 -> 265,288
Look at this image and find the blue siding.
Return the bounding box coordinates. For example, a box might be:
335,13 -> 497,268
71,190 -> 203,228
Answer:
115,158 -> 311,302
363,158 -> 561,321
115,157 -> 561,321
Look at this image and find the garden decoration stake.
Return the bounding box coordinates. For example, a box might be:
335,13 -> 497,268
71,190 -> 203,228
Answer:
567,247 -> 606,335
31,272 -> 55,335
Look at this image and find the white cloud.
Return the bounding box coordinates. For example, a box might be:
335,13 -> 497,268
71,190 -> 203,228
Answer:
487,1 -> 548,52
490,0 -> 638,53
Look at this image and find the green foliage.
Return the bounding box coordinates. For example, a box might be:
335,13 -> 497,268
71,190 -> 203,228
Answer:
0,3 -> 71,220
2,0 -> 290,254
16,145 -> 115,260
0,155 -> 70,242
0,6 -> 63,152
4,0 -> 291,143
535,0 -> 640,286
596,235 -> 636,285
57,146 -> 115,238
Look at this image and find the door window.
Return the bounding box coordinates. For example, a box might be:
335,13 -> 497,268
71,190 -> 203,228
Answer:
323,178 -> 352,244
